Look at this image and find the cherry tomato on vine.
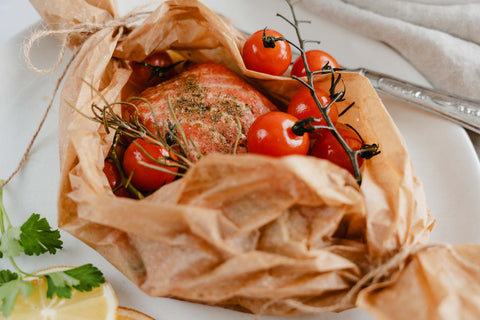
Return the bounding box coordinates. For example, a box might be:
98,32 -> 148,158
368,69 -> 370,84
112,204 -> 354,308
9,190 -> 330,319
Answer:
122,138 -> 178,191
242,29 -> 292,76
310,123 -> 363,175
287,87 -> 338,137
291,50 -> 340,78
129,51 -> 174,87
247,111 -> 309,157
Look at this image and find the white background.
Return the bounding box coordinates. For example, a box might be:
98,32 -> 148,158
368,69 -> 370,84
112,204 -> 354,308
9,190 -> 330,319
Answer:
0,1 -> 479,320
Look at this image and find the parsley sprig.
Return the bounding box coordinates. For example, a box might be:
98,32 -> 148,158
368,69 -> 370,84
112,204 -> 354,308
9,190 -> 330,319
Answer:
0,182 -> 105,318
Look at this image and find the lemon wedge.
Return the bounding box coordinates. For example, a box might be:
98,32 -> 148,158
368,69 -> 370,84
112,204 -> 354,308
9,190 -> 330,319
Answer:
117,307 -> 155,320
1,266 -> 117,320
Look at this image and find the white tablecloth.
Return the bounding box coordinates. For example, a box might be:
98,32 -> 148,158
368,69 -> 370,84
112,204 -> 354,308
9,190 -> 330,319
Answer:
0,2 -> 478,320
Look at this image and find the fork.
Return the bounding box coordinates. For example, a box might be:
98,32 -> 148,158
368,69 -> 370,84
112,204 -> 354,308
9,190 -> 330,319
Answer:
345,67 -> 480,134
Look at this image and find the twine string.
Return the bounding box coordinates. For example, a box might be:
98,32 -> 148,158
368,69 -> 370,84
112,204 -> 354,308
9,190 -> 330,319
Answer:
24,10 -> 152,73
0,49 -> 78,191
255,244 -> 423,314
1,9 -> 152,190
255,243 -> 478,315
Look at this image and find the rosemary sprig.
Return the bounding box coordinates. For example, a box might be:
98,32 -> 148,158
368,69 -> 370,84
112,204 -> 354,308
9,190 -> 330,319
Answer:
232,117 -> 243,155
71,80 -> 249,196
68,83 -> 197,197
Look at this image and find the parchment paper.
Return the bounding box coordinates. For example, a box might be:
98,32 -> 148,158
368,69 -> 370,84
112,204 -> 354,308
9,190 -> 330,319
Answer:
30,0 -> 480,317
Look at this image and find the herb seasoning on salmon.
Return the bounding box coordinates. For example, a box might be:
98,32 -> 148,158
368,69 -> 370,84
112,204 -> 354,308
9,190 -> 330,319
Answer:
131,62 -> 277,160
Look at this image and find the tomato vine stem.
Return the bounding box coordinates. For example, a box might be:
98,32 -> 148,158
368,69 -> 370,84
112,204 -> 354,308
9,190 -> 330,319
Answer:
134,60 -> 183,83
279,0 -> 380,185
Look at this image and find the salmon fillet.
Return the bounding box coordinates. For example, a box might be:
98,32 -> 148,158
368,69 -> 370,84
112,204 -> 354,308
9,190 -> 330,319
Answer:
132,62 -> 277,160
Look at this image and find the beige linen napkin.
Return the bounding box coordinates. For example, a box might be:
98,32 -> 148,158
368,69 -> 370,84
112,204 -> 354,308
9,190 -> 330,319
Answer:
300,0 -> 480,158
300,0 -> 480,100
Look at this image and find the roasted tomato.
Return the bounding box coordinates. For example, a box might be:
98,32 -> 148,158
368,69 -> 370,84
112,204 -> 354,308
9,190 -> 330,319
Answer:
287,87 -> 338,137
291,50 -> 340,78
247,111 -> 309,157
129,51 -> 175,87
122,138 -> 178,191
242,29 -> 292,76
310,123 -> 363,175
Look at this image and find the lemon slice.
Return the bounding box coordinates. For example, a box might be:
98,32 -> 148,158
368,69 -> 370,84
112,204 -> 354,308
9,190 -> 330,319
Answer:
2,266 -> 118,320
117,307 -> 155,320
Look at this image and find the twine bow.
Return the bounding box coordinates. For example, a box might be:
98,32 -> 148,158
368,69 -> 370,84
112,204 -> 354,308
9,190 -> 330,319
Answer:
24,9 -> 152,74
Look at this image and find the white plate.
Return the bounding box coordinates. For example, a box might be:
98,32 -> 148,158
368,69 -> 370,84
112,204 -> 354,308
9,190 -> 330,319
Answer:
1,1 -> 479,320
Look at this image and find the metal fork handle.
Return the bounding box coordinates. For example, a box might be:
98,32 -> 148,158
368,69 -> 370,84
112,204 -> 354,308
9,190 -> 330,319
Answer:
350,68 -> 480,134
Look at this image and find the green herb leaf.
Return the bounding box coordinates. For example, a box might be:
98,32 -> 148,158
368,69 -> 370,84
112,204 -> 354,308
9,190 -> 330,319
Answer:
19,213 -> 63,256
0,227 -> 23,257
0,270 -> 19,284
0,271 -> 34,317
45,264 -> 105,299
65,264 -> 105,292
0,185 -> 105,316
45,272 -> 79,299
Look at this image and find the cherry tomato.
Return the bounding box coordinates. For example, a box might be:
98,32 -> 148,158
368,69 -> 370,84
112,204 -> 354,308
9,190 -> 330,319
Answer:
103,159 -> 131,197
310,123 -> 363,175
247,111 -> 309,157
129,51 -> 174,87
242,29 -> 292,76
122,138 -> 178,191
287,87 -> 338,137
291,50 -> 340,78
103,159 -> 121,190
